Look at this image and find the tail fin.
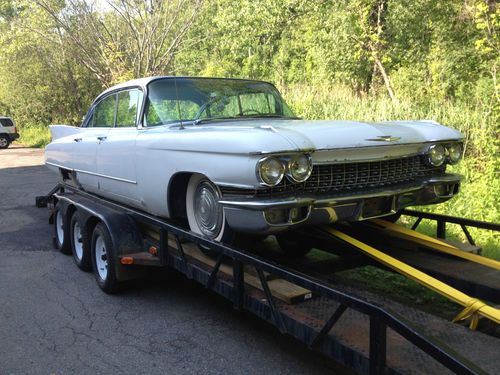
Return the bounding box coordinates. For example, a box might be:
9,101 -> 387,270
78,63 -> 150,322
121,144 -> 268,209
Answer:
49,125 -> 82,141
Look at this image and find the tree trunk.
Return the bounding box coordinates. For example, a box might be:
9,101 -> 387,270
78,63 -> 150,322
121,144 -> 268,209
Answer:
374,56 -> 398,104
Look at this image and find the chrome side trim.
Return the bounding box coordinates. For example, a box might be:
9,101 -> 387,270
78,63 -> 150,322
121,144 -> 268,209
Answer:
46,162 -> 137,184
218,197 -> 315,210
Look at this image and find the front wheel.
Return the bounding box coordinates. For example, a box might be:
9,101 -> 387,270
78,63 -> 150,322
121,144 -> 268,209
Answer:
0,135 -> 10,149
186,174 -> 237,255
91,222 -> 121,293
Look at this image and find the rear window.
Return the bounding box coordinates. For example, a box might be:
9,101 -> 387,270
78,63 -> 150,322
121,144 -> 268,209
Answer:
0,118 -> 14,127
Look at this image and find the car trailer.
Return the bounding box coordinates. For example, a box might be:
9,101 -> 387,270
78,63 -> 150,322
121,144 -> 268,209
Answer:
36,184 -> 500,375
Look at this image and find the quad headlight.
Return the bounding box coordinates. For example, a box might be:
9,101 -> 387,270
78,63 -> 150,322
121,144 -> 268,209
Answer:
287,154 -> 313,183
427,144 -> 446,167
257,153 -> 313,186
257,156 -> 285,186
446,143 -> 463,164
425,142 -> 463,167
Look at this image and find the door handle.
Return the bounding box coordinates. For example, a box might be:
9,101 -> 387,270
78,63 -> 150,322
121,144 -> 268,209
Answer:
97,136 -> 107,141
73,138 -> 82,142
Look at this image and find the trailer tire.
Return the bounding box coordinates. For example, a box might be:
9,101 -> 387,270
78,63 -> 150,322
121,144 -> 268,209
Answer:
70,212 -> 92,272
276,232 -> 313,257
54,203 -> 71,255
91,222 -> 121,294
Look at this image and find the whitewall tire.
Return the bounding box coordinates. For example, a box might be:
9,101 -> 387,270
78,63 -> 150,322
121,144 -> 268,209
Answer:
186,174 -> 236,247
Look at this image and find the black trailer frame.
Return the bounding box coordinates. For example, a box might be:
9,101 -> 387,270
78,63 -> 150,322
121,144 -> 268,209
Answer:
38,185 -> 497,375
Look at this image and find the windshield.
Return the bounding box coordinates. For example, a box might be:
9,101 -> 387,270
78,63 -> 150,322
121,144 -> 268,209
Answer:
145,78 -> 296,126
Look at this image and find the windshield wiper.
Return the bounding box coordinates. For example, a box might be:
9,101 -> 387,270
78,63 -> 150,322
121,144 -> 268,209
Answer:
243,114 -> 301,119
193,114 -> 301,125
193,116 -> 242,125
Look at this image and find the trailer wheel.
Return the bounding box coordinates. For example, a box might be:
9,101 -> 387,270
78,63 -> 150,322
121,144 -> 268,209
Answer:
70,213 -> 92,272
91,222 -> 120,293
54,203 -> 71,255
276,232 -> 312,257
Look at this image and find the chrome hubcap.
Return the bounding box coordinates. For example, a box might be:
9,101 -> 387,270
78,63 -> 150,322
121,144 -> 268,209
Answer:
194,181 -> 222,238
0,138 -> 8,147
95,235 -> 108,280
73,221 -> 83,260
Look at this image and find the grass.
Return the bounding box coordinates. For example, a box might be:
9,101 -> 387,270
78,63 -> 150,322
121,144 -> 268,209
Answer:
18,124 -> 51,148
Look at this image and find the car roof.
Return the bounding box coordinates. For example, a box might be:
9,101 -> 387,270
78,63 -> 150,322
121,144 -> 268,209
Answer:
95,76 -> 274,103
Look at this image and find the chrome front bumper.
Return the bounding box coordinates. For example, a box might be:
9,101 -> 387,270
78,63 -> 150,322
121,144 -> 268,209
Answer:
219,174 -> 462,234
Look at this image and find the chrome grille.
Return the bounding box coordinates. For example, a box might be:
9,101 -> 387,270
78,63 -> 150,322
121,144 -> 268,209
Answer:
222,155 -> 445,197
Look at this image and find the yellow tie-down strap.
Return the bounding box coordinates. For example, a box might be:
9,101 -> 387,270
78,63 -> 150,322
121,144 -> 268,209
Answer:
367,219 -> 500,271
323,226 -> 500,330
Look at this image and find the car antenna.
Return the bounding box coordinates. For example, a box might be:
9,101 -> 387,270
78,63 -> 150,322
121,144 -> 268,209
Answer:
173,74 -> 184,129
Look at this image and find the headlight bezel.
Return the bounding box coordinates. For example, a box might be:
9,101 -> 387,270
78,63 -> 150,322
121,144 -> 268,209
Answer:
256,156 -> 286,187
286,154 -> 313,183
426,143 -> 446,167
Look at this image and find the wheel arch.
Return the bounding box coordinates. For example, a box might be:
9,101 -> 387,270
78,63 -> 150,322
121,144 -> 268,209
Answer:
167,172 -> 195,221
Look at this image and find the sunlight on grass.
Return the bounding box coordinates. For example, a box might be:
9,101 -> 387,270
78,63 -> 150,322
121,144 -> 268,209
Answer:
18,125 -> 51,148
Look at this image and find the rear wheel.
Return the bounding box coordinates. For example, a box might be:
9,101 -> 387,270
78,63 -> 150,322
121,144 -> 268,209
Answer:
0,135 -> 9,149
91,222 -> 121,293
186,174 -> 236,256
54,203 -> 71,255
70,213 -> 92,271
276,231 -> 313,258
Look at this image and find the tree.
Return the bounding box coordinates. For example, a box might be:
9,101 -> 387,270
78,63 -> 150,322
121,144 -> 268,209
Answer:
36,0 -> 203,86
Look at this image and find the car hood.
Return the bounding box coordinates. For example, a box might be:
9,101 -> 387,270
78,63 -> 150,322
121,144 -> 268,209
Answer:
175,119 -> 463,152
267,119 -> 461,150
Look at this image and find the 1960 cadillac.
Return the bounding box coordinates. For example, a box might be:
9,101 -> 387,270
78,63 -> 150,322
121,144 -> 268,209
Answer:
45,76 -> 463,253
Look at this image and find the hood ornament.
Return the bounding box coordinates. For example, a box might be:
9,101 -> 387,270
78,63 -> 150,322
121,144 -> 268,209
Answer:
366,135 -> 401,142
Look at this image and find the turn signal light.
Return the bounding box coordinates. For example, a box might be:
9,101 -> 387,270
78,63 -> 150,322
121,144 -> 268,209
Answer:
120,256 -> 134,265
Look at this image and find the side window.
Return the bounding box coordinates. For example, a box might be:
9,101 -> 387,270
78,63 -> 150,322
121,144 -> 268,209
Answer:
0,118 -> 13,127
93,94 -> 116,128
116,90 -> 143,127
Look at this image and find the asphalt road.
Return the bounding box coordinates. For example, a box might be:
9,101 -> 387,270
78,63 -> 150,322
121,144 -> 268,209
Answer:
0,145 -> 345,375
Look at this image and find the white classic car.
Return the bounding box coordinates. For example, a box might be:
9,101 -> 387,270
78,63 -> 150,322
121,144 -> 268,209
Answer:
45,76 -> 463,252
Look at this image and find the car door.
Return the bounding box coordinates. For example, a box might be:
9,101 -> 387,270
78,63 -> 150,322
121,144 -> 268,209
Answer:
70,95 -> 115,191
96,88 -> 143,204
